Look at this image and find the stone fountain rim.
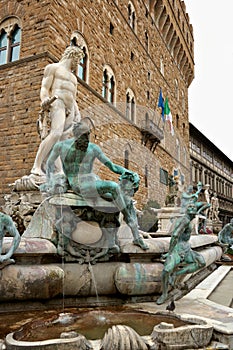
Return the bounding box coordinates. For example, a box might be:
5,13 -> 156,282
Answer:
5,310 -> 213,349
5,332 -> 84,348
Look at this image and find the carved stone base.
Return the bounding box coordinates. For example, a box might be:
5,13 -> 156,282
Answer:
212,221 -> 223,234
152,207 -> 182,236
23,192 -> 122,264
3,191 -> 45,234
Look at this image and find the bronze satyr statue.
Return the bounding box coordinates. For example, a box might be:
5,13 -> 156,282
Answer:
156,203 -> 206,304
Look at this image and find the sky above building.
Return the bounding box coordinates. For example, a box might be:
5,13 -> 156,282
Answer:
184,0 -> 233,162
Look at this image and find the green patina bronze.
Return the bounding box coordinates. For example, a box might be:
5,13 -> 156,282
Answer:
0,212 -> 21,266
156,203 -> 206,305
218,218 -> 233,247
40,120 -> 148,262
180,182 -> 210,233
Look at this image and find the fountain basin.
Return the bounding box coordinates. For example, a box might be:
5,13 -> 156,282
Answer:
151,315 -> 213,349
0,236 -> 222,301
5,308 -> 213,350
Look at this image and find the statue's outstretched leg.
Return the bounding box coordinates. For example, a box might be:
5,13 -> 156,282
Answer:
121,201 -> 149,250
123,213 -> 149,250
96,181 -> 149,250
175,258 -> 205,277
156,270 -> 169,304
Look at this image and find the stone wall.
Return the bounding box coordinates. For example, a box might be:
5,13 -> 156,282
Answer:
0,54 -> 57,195
0,0 -> 194,208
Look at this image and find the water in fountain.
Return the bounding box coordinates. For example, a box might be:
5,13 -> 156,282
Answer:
11,307 -> 192,342
59,189 -> 66,311
88,260 -> 99,304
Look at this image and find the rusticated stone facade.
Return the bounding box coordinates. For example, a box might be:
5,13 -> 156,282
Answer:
0,0 -> 194,208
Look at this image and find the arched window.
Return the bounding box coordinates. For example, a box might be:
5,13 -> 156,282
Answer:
190,42 -> 193,53
109,76 -> 115,103
131,97 -> 135,120
183,147 -> 187,166
181,90 -> 185,110
177,9 -> 180,21
176,114 -> 179,129
128,2 -> 136,31
102,65 -> 116,104
176,138 -> 180,161
0,17 -> 21,65
0,30 -> 7,64
70,31 -> 89,83
9,25 -> 21,62
124,150 -> 129,169
102,69 -> 108,99
78,46 -> 87,81
145,112 -> 149,126
145,164 -> 148,188
126,88 -> 136,123
145,30 -> 149,51
126,92 -> 131,119
182,122 -> 185,136
174,79 -> 179,100
160,57 -> 164,76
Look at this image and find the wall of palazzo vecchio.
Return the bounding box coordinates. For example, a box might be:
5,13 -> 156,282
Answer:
0,0 -> 194,208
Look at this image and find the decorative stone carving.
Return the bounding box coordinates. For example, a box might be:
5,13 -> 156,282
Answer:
100,325 -> 149,350
3,191 -> 44,234
50,193 -> 121,264
60,331 -> 93,350
151,316 -> 213,349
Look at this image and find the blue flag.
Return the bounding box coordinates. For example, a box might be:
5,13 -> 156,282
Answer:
158,88 -> 165,121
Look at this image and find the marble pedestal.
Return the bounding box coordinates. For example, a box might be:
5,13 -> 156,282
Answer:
151,206 -> 182,236
0,234 -> 222,302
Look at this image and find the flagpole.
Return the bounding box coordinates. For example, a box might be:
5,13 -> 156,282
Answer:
157,87 -> 165,129
157,87 -> 161,129
162,115 -> 166,133
157,104 -> 161,128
